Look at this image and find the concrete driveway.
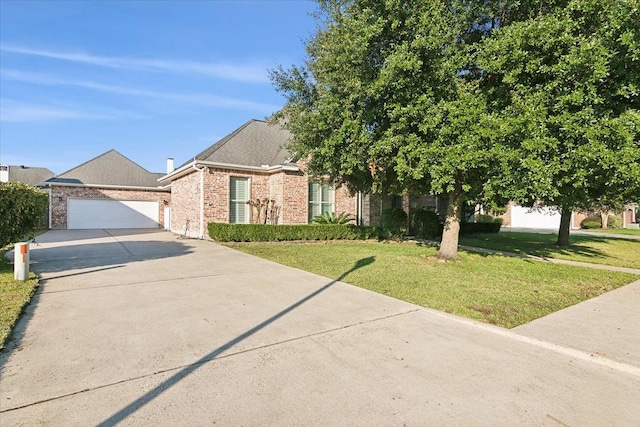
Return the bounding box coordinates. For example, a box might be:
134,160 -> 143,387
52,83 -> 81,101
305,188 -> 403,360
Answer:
1,229 -> 638,426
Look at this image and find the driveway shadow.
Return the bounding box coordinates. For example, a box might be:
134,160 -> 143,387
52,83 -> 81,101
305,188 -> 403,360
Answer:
29,240 -> 193,275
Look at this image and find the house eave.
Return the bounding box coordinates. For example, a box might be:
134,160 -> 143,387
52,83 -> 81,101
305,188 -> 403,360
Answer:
158,160 -> 300,183
48,182 -> 170,192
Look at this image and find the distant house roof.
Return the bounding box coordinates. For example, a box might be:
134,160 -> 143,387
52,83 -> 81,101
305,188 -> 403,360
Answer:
46,149 -> 166,190
188,119 -> 294,168
4,165 -> 55,187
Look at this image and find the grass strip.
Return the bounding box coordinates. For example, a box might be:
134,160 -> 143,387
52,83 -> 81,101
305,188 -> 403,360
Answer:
0,252 -> 39,348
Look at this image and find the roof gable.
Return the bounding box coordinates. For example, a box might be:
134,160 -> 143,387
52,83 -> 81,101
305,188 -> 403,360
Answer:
7,166 -> 55,187
189,119 -> 293,168
47,150 -> 163,188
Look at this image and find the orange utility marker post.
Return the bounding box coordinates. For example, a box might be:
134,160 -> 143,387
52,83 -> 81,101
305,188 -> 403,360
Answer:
14,242 -> 29,281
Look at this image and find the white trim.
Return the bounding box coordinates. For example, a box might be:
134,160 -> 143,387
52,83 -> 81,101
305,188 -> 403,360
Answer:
200,167 -> 204,238
158,160 -> 299,183
48,182 -> 168,192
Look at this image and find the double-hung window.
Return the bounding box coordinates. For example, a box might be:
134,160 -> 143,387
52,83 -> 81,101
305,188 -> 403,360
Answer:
230,177 -> 249,224
308,181 -> 334,222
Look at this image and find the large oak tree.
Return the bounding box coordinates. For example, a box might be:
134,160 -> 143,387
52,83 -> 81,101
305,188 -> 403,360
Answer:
271,0 -> 528,260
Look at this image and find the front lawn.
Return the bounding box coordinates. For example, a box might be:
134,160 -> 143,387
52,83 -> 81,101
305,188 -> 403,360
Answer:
228,242 -> 636,328
460,232 -> 640,269
0,254 -> 39,348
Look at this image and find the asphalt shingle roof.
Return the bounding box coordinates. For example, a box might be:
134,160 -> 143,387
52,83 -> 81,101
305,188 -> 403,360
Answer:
46,150 -> 164,188
189,119 -> 294,168
7,166 -> 55,187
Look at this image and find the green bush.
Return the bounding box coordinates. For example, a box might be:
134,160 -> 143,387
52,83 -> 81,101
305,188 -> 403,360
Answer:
410,208 -> 441,238
474,214 -> 494,223
581,220 -> 601,229
207,223 -> 379,242
380,207 -> 408,240
311,212 -> 353,225
607,215 -> 622,229
0,182 -> 48,248
580,216 -> 601,228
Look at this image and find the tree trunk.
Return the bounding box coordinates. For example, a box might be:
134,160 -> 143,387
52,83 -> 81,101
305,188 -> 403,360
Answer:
600,210 -> 609,229
436,191 -> 461,260
556,207 -> 572,247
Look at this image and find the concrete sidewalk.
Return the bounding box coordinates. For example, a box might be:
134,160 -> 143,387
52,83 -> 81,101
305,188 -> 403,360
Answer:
1,230 -> 638,426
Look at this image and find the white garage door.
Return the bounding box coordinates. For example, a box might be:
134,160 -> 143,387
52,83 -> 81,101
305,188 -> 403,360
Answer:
511,205 -> 561,229
68,198 -> 159,229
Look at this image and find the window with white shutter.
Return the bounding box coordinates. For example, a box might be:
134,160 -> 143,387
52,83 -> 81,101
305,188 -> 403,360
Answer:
230,177 -> 249,223
308,181 -> 334,222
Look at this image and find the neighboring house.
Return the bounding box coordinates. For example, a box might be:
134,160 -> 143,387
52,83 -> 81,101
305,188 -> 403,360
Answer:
159,119 -> 438,238
0,164 -> 54,187
499,201 -> 639,230
46,150 -> 170,230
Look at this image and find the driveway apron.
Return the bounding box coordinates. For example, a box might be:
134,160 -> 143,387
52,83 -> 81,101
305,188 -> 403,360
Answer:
1,229 -> 638,426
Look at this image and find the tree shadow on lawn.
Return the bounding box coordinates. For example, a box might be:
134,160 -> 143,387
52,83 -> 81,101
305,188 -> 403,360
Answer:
458,232 -> 621,261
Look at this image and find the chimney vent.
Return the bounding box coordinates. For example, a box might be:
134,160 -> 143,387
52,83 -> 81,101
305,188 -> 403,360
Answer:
167,158 -> 174,174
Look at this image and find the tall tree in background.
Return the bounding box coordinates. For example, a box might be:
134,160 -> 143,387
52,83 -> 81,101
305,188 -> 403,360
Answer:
481,0 -> 640,246
271,0 -> 530,260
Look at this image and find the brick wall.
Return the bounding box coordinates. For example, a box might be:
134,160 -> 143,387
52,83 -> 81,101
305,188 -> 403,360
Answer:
170,163 -> 363,233
50,185 -> 170,229
170,172 -> 200,236
334,185 -> 357,222
203,167 -> 271,224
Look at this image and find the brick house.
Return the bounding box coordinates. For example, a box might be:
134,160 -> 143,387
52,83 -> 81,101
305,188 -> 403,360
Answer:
46,150 -> 170,229
159,119 -> 437,238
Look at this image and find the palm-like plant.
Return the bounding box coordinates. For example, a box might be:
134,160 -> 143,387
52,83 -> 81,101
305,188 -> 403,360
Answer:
311,212 -> 354,225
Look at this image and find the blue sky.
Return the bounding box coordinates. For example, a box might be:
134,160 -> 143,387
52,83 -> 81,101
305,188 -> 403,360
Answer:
0,0 -> 318,174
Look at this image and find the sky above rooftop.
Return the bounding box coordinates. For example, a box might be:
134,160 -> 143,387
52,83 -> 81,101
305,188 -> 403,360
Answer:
0,0 -> 318,174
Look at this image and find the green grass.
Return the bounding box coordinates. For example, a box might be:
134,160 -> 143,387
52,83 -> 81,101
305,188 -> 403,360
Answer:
0,252 -> 39,349
580,228 -> 640,236
460,232 -> 640,269
228,241 -> 637,328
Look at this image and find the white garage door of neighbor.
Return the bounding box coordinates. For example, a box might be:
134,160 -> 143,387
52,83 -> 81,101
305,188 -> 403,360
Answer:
510,205 -> 561,229
68,199 -> 159,229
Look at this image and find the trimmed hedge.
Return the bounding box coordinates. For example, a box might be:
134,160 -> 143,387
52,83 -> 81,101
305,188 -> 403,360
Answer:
581,220 -> 601,229
208,223 -> 379,242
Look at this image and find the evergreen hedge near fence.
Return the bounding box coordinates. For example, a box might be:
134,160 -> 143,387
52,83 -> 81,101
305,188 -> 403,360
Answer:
0,182 -> 48,248
208,223 -> 379,242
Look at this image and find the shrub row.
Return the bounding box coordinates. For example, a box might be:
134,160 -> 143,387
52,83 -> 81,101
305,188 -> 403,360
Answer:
207,223 -> 379,242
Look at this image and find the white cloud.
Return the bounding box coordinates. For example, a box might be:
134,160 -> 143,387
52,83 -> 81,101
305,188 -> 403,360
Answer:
1,69 -> 280,113
0,43 -> 270,83
0,99 -> 147,122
